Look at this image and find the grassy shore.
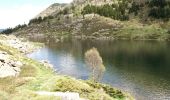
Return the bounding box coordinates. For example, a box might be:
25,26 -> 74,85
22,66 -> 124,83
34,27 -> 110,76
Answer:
0,35 -> 134,100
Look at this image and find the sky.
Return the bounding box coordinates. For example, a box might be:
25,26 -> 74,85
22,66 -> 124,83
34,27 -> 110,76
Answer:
0,0 -> 73,29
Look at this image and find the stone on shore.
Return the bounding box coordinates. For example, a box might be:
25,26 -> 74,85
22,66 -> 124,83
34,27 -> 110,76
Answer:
41,60 -> 54,70
0,63 -> 18,78
0,35 -> 38,54
0,51 -> 23,78
36,91 -> 86,100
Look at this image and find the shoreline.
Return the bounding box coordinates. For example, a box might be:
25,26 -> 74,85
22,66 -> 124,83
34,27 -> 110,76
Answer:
21,34 -> 170,44
0,34 -> 134,100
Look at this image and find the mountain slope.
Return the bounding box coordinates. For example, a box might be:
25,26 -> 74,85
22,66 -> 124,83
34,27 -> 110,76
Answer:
36,3 -> 67,18
11,0 -> 170,41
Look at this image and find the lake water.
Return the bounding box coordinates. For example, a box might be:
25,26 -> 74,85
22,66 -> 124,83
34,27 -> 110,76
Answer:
28,38 -> 170,100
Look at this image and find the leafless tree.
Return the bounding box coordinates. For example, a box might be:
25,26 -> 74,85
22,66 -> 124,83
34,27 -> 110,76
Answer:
85,47 -> 105,82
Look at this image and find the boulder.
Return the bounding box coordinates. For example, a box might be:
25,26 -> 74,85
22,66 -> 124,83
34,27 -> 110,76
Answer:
0,53 -> 8,63
41,60 -> 54,69
13,67 -> 21,72
0,51 -> 22,78
36,91 -> 86,100
10,61 -> 23,68
15,61 -> 23,67
0,63 -> 17,78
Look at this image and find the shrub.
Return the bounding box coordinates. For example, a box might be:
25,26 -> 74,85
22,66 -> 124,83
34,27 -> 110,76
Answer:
82,3 -> 130,21
54,77 -> 94,94
148,0 -> 170,19
85,48 -> 105,82
2,24 -> 27,34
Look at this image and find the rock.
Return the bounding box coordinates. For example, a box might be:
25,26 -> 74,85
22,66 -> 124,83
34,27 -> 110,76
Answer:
0,63 -> 17,78
0,50 -> 22,78
41,60 -> 54,69
13,67 -> 21,72
0,51 -> 7,55
0,35 -> 37,54
0,62 -> 3,67
0,60 -> 21,78
0,58 -> 5,63
36,91 -> 86,100
0,35 -> 39,78
42,60 -> 48,64
10,60 -> 23,68
0,53 -> 8,63
15,61 -> 23,67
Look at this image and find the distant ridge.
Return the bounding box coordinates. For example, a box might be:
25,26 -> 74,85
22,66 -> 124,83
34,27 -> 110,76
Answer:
0,29 -> 4,32
10,0 -> 170,41
36,3 -> 67,18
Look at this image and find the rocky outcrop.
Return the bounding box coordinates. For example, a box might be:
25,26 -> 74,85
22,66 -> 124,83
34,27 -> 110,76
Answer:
0,51 -> 23,78
36,3 -> 67,18
0,35 -> 39,54
0,35 -> 40,78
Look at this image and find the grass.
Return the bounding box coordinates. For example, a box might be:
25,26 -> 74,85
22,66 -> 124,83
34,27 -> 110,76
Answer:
109,19 -> 170,41
0,35 -> 134,100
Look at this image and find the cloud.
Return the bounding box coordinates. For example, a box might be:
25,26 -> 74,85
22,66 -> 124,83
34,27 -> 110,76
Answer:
0,4 -> 48,29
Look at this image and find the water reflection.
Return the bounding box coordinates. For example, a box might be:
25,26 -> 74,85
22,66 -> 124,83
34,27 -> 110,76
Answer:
28,38 -> 170,100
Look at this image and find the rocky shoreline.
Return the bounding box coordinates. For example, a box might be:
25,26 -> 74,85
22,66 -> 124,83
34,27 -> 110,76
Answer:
0,35 -> 42,54
0,35 -> 57,78
0,35 -> 42,78
0,51 -> 23,78
0,35 -> 134,100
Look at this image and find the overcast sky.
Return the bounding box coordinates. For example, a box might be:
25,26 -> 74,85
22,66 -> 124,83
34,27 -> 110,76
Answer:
0,0 -> 73,29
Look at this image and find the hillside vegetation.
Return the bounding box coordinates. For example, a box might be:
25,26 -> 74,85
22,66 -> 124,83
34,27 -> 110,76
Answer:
2,0 -> 170,41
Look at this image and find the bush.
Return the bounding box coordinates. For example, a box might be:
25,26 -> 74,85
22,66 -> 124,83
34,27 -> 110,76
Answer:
85,48 -> 105,82
58,7 -> 70,15
29,17 -> 43,25
54,77 -> 94,94
2,24 -> 27,34
82,2 -> 130,21
53,77 -> 130,100
28,15 -> 54,25
129,2 -> 140,16
86,81 -> 126,99
148,0 -> 170,19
